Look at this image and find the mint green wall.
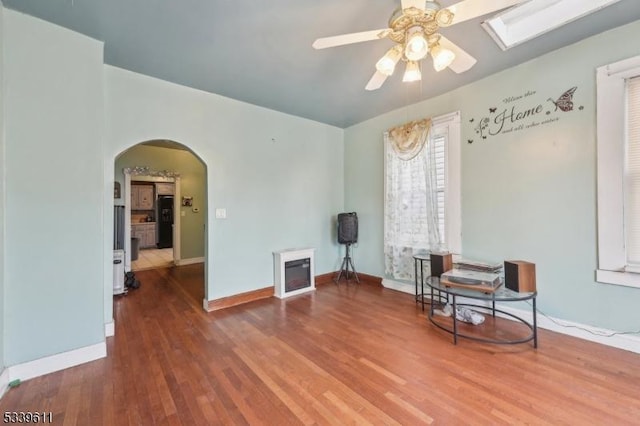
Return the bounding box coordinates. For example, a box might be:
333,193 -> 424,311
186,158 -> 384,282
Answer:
115,145 -> 207,260
3,10 -> 105,365
105,67 -> 345,301
344,20 -> 640,333
0,1 -> 5,370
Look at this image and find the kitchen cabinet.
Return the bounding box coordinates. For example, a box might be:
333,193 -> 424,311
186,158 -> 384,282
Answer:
156,182 -> 174,195
132,223 -> 157,248
131,184 -> 154,210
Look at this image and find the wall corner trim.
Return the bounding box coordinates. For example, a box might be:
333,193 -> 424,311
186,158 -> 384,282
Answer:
205,286 -> 274,312
6,342 -> 107,385
175,257 -> 205,266
0,368 -> 10,400
105,321 -> 115,337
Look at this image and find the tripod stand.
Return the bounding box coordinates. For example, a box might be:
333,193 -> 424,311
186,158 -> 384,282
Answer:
335,243 -> 359,283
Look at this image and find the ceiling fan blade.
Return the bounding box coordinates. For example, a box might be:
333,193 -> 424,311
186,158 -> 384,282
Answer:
312,29 -> 389,49
438,35 -> 477,73
365,71 -> 389,91
446,0 -> 525,25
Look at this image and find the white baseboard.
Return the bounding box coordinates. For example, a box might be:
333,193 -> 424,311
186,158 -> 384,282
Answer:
382,278 -> 414,294
7,342 -> 107,384
105,321 -> 115,337
176,257 -> 205,266
489,302 -> 640,354
0,368 -> 9,399
382,278 -> 640,354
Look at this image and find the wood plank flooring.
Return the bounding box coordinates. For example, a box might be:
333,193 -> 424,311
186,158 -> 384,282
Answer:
1,264 -> 639,425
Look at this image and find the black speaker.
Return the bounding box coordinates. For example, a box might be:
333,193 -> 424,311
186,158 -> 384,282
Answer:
504,260 -> 536,292
430,252 -> 453,278
337,212 -> 358,244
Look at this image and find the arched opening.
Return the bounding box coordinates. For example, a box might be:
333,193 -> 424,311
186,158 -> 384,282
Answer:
111,139 -> 208,311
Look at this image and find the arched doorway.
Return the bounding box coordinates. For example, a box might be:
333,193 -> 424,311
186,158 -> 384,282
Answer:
112,139 -> 207,309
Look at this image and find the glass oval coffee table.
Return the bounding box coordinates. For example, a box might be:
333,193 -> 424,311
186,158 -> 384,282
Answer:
426,277 -> 537,347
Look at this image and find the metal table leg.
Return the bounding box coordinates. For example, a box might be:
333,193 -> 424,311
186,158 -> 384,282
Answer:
420,262 -> 425,311
533,296 -> 538,348
414,258 -> 418,303
452,295 -> 458,345
429,286 -> 434,317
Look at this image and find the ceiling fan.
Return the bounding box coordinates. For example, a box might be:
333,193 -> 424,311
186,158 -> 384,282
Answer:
312,0 -> 525,90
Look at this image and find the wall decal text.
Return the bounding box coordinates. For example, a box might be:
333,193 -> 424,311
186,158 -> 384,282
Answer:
467,87 -> 583,143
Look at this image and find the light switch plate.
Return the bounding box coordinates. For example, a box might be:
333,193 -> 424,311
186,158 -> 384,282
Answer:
215,208 -> 227,219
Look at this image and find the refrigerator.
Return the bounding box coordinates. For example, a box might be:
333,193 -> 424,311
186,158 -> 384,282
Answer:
157,195 -> 174,248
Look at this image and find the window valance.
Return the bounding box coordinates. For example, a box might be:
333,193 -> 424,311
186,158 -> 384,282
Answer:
387,118 -> 432,161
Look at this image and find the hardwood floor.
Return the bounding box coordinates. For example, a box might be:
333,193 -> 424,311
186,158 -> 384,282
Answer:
2,264 -> 639,425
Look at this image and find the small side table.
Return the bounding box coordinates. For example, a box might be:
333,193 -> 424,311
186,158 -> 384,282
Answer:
413,253 -> 448,311
413,254 -> 429,310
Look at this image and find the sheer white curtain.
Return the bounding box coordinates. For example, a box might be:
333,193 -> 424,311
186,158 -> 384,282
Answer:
384,118 -> 444,281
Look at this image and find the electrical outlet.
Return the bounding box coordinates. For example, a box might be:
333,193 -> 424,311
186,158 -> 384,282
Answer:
215,208 -> 227,219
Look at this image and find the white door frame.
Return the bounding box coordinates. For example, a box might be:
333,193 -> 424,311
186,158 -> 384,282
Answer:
123,169 -> 181,271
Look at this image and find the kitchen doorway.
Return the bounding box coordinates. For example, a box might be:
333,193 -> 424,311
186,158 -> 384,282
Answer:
114,140 -> 207,276
123,173 -> 181,272
110,139 -> 208,325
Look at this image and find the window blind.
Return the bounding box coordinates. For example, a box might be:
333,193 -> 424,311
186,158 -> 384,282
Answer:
433,135 -> 446,241
625,76 -> 640,266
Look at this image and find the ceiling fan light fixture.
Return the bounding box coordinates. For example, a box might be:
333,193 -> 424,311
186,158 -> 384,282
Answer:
402,61 -> 422,82
375,46 -> 403,76
404,27 -> 429,61
435,8 -> 455,26
431,44 -> 456,72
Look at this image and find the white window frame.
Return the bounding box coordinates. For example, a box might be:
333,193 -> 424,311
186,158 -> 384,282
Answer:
432,112 -> 462,254
596,55 -> 640,288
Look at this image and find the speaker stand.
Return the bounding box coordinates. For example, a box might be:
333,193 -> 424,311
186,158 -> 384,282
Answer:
335,243 -> 359,284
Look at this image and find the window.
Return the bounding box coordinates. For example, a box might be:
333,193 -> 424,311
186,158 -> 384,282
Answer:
596,55 -> 640,288
481,0 -> 621,51
384,112 -> 461,281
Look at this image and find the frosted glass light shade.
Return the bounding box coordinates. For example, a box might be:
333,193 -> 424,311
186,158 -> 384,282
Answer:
431,44 -> 456,72
402,61 -> 422,82
404,29 -> 429,61
375,46 -> 403,76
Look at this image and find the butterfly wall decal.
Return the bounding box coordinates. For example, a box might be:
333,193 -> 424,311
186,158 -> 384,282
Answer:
548,87 -> 577,112
489,107 -> 497,113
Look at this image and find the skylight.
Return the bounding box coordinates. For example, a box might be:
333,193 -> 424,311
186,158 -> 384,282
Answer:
481,0 -> 622,50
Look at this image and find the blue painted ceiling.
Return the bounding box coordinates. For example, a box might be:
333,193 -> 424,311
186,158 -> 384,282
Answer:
5,0 -> 640,128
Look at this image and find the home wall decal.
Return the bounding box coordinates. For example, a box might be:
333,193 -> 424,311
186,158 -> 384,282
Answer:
467,86 -> 584,143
